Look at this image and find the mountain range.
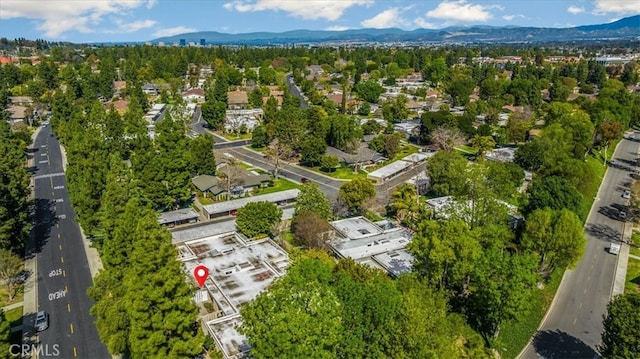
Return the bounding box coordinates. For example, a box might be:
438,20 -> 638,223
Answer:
151,15 -> 639,45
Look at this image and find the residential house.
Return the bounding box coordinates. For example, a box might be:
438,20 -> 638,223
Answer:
326,144 -> 386,169
6,106 -> 27,125
105,99 -> 129,114
183,88 -> 206,103
8,96 -> 33,105
142,83 -> 159,96
306,65 -> 324,80
113,81 -> 126,97
227,91 -> 249,110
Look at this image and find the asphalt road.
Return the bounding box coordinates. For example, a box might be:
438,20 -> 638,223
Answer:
286,74 -> 308,109
520,135 -> 639,358
29,125 -> 110,359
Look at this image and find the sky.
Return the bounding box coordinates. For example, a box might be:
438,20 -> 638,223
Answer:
0,0 -> 638,43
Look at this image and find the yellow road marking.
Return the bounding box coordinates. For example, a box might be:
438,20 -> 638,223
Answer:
73,347 -> 77,357
59,244 -> 62,251
68,303 -> 71,313
58,233 -> 60,239
573,317 -> 577,325
63,269 -> 66,277
65,285 -> 68,293
60,256 -> 64,264
56,223 -> 59,229
70,323 -> 74,334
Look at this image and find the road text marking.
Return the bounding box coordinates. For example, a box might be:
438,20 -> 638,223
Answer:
53,185 -> 65,190
48,268 -> 62,278
40,153 -> 47,157
48,289 -> 66,301
55,198 -> 64,203
57,214 -> 66,219
38,160 -> 48,164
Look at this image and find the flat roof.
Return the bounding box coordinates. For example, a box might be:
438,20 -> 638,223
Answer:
158,208 -> 199,224
330,228 -> 412,260
331,216 -> 383,239
372,249 -> 415,278
402,152 -> 430,163
367,160 -> 412,180
178,233 -> 289,358
203,189 -> 300,216
485,147 -> 516,162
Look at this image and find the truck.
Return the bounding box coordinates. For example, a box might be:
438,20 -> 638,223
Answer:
609,242 -> 621,255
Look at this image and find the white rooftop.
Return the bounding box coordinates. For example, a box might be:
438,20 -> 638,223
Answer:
485,147 -> 516,162
203,189 -> 300,216
178,233 -> 289,358
332,216 -> 383,239
372,249 -> 415,278
402,152 -> 429,163
151,103 -> 166,111
367,160 -> 412,181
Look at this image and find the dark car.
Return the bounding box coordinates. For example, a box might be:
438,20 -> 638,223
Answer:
301,177 -> 309,184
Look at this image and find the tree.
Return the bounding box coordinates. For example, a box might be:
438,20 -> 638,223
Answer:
353,79 -> 384,103
0,309 -> 10,357
200,100 -> 226,130
486,161 -> 525,200
426,150 -> 469,196
388,184 -> 422,228
429,126 -> 466,151
240,251 -> 341,359
236,201 -> 282,238
251,125 -> 269,148
300,136 -> 327,166
294,183 -> 332,220
599,293 -> 640,359
522,208 -> 585,274
188,135 -> 216,176
0,249 -> 23,302
525,176 -> 583,216
249,87 -> 263,108
338,178 -> 375,214
218,163 -> 246,201
514,140 -> 545,171
264,140 -> 293,180
361,119 -> 382,135
319,154 -> 339,172
292,211 -> 333,249
470,134 -> 496,161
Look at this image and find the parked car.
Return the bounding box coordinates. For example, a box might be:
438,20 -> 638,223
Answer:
619,211 -> 627,220
35,311 -> 49,332
301,177 -> 309,184
623,190 -> 631,199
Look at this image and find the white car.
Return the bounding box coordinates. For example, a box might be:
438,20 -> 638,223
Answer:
623,190 -> 631,199
35,311 -> 49,332
619,211 -> 627,220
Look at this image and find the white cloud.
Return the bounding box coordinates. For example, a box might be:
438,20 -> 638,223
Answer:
502,14 -> 524,21
414,18 -> 439,29
593,0 -> 640,15
153,26 -> 197,38
361,8 -> 408,28
222,0 -> 373,21
426,0 -> 494,22
567,6 -> 585,14
113,19 -> 156,33
0,0 -> 156,38
326,25 -> 350,31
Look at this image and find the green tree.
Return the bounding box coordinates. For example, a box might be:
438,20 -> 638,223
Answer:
294,183 -> 332,220
236,201 -> 282,238
599,293 -> 640,359
201,100 -> 226,130
525,176 -> 583,216
240,251 -> 341,359
338,178 -> 375,214
292,211 -> 333,249
249,87 -> 263,108
514,140 -> 545,171
426,150 -> 469,196
300,136 -> 327,166
522,208 -> 586,273
486,161 -> 525,200
388,184 -> 422,229
470,134 -> 496,161
353,79 -> 384,103
251,125 -> 269,148
361,119 -> 382,135
320,154 -> 339,172
188,135 -> 216,176
0,310 -> 10,358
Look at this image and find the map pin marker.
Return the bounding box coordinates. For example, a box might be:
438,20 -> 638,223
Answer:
193,265 -> 209,288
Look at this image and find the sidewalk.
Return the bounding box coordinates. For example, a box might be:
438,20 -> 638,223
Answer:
58,145 -> 104,279
611,223 -> 631,296
2,301 -> 24,312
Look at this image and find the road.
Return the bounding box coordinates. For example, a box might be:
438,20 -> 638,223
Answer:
520,135 -> 639,358
27,125 -> 110,359
189,103 -> 252,149
285,74 -> 308,109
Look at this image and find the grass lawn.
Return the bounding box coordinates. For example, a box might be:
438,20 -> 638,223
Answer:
497,270 -> 563,358
631,232 -> 640,257
0,284 -> 24,307
216,131 -> 252,141
577,143 -> 617,221
455,145 -> 476,154
624,258 -> 640,294
389,144 -> 420,163
5,306 -> 23,345
308,165 -> 367,180
253,178 -> 302,195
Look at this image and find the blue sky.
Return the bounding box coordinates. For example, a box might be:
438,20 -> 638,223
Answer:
0,0 -> 638,43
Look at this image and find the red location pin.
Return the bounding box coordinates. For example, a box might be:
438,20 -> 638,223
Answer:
193,265 -> 209,288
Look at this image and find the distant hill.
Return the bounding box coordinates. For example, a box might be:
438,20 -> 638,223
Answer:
151,15 -> 640,45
